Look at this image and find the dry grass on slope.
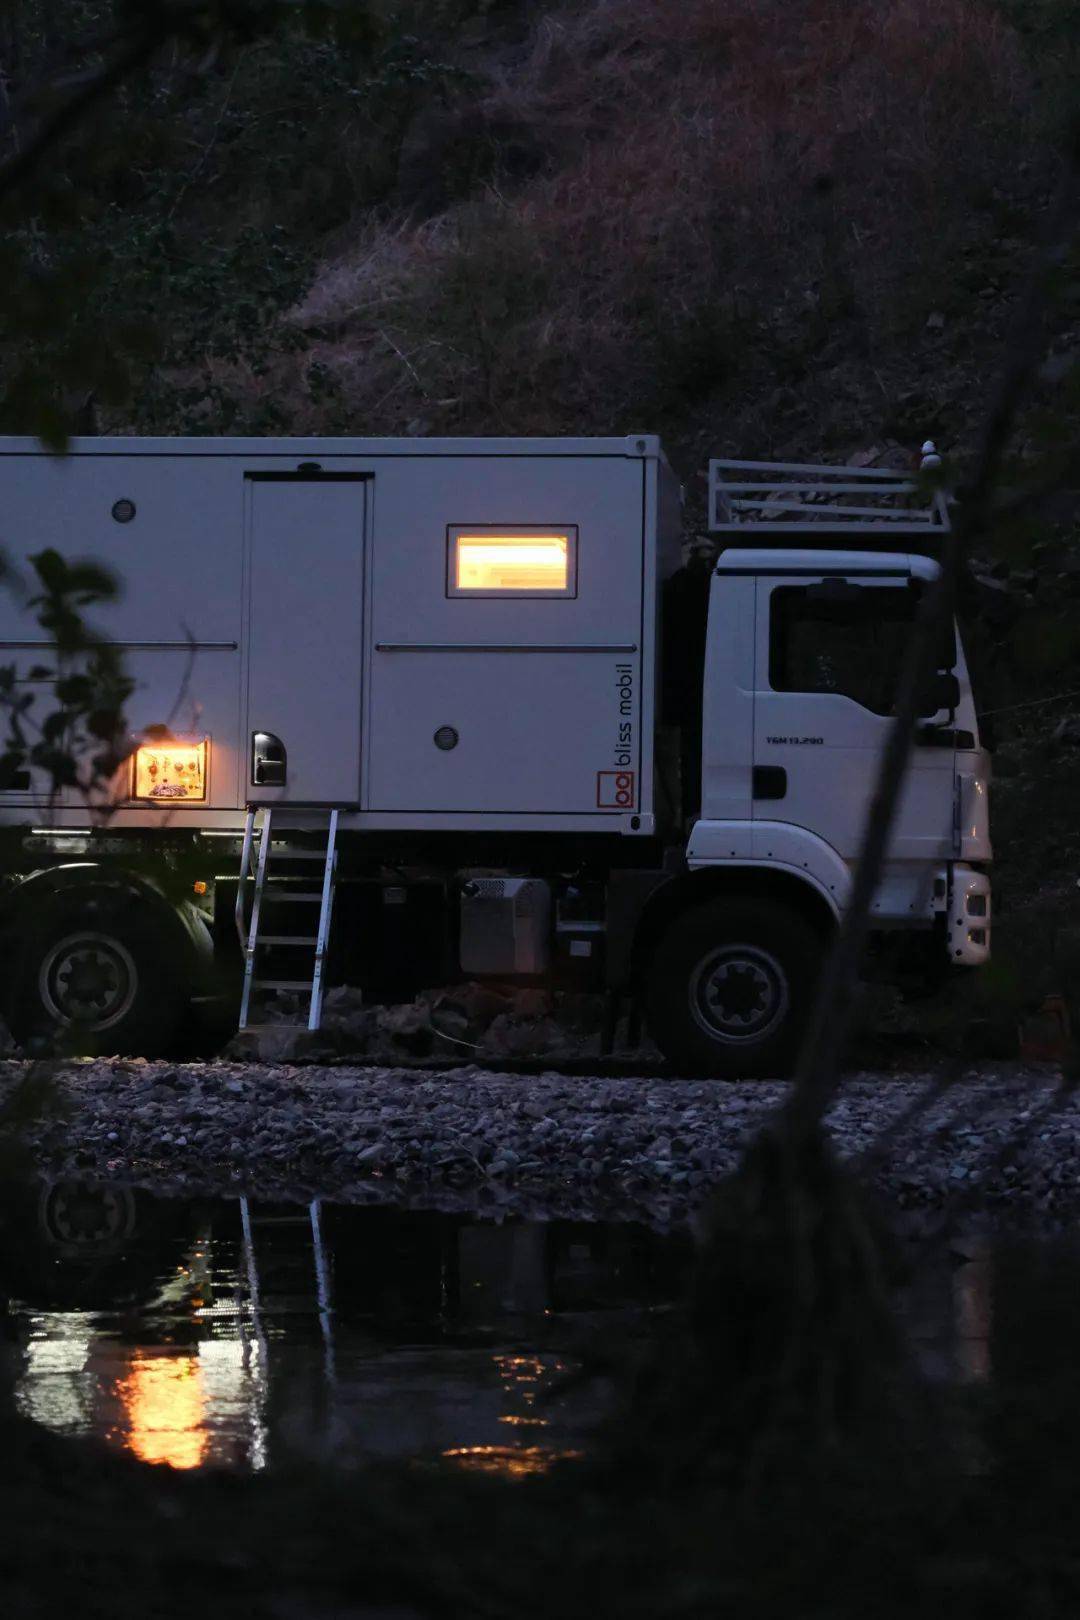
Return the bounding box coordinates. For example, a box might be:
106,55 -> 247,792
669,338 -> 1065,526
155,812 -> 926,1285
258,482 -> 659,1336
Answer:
202,0 -> 1038,445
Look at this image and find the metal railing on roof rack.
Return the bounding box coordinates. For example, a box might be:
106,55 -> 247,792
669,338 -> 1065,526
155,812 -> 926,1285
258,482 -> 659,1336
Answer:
709,453 -> 951,541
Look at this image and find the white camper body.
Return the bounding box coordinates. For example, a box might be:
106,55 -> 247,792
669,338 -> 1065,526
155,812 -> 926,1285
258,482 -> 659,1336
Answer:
0,436 -> 681,833
0,436 -> 990,1076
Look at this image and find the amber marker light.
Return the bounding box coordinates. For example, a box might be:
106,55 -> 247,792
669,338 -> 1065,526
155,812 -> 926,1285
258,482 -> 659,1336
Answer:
133,738 -> 208,802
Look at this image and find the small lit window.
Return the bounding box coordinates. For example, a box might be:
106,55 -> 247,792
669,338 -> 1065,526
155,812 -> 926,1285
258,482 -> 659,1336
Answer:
133,739 -> 208,802
447,526 -> 577,597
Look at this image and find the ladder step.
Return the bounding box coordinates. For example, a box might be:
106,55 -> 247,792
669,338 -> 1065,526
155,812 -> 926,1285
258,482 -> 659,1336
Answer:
238,805 -> 339,1038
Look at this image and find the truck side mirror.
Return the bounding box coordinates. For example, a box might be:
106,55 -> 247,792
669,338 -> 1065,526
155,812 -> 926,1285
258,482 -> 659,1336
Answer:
917,671 -> 960,719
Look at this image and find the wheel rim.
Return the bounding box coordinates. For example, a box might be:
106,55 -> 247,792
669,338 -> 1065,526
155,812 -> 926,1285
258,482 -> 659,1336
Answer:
688,942 -> 790,1045
37,1179 -> 137,1255
38,931 -> 138,1031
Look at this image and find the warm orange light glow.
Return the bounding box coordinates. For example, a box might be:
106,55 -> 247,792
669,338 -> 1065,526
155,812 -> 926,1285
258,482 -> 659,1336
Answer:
453,533 -> 571,593
440,1445 -> 583,1479
114,1354 -> 207,1470
133,739 -> 207,801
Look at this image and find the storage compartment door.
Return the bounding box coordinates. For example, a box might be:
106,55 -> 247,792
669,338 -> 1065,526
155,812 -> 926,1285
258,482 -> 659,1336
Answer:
246,476 -> 368,805
370,648 -> 642,814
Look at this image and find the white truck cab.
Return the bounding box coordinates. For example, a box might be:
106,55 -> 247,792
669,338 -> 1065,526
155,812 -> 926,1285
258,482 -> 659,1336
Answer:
0,437 -> 989,1073
692,545 -> 989,935
648,541 -> 991,1073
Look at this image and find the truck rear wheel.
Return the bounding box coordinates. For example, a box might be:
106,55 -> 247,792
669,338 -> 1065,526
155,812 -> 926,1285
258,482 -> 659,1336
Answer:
12,903 -> 185,1058
644,897 -> 824,1078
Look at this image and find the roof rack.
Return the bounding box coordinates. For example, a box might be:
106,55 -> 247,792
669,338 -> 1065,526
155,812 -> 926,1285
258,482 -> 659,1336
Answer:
708,449 -> 951,544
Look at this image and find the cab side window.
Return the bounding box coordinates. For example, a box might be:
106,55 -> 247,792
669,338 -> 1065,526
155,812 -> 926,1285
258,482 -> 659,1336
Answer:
769,585 -> 918,717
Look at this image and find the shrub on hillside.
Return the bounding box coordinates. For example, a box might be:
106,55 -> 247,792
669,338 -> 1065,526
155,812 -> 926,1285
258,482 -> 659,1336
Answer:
268,0 -> 1037,438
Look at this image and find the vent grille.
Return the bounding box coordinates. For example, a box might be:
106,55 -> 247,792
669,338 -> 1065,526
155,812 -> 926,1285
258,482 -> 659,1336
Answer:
468,878 -> 509,899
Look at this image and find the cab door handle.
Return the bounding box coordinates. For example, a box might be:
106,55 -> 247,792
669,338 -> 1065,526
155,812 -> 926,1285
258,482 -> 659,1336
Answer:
752,766 -> 787,800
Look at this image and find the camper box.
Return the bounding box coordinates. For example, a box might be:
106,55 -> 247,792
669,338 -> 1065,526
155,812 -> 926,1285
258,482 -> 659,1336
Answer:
0,436 -> 683,834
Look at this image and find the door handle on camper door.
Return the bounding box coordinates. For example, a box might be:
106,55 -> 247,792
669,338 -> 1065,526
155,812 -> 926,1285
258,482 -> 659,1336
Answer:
252,732 -> 287,787
752,766 -> 787,801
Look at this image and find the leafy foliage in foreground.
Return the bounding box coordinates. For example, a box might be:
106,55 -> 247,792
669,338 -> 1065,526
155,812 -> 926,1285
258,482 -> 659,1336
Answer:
0,547 -> 132,802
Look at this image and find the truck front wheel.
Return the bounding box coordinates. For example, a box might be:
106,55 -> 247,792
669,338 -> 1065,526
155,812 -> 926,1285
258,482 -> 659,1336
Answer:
644,897 -> 823,1078
12,904 -> 185,1058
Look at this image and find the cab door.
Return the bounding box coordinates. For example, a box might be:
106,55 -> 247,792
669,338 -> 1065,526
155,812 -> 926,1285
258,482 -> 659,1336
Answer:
752,573 -> 956,863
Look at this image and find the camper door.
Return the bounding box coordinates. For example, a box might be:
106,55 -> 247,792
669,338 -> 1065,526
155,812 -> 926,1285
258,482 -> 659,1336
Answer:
245,474 -> 368,805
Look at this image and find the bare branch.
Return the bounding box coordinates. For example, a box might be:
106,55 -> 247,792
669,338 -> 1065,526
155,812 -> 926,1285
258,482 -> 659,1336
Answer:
785,121 -> 1080,1143
0,0 -> 348,208
0,25 -> 167,205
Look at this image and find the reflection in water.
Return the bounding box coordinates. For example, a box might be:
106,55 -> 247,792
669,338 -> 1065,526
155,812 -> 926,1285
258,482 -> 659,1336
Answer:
953,1241 -> 992,1385
15,1282 -> 270,1474
441,1445 -> 585,1479
16,1317 -> 95,1435
493,1351 -> 558,1434
114,1353 -> 207,1471
1,1181 -> 688,1476
904,1237 -> 995,1388
3,1179 -> 1043,1481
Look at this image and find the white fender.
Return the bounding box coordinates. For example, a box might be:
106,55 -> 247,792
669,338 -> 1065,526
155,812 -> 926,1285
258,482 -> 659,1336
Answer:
686,819 -> 851,918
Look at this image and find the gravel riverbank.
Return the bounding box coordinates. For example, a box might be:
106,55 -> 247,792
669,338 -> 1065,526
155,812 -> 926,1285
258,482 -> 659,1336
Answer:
4,1058 -> 1079,1228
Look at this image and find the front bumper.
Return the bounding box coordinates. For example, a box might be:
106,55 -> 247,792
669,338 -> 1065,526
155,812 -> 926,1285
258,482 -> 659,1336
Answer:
945,863 -> 991,966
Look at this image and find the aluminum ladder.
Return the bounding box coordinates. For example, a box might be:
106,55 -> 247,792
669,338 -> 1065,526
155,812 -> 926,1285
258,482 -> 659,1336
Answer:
235,807 -> 339,1031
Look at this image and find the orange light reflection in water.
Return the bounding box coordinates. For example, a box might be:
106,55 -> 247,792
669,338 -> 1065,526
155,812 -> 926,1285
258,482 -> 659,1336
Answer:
441,1446 -> 583,1479
113,1354 -> 207,1470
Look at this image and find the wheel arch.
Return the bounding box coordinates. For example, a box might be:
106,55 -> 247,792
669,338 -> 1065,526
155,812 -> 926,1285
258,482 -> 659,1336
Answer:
0,862 -> 212,1020
630,863 -> 837,988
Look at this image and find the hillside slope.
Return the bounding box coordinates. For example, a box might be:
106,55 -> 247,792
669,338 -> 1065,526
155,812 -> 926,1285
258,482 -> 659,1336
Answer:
132,0 -> 1067,483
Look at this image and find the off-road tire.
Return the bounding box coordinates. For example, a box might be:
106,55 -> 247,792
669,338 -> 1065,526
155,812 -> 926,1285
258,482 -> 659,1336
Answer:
644,897 -> 824,1078
11,900 -> 186,1057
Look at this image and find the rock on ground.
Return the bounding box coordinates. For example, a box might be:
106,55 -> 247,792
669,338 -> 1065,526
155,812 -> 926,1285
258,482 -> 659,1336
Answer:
222,983 -> 661,1067
2,1059 -> 1077,1228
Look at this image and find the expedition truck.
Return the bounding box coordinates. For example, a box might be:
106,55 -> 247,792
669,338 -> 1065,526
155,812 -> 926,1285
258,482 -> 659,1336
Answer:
0,435 -> 991,1075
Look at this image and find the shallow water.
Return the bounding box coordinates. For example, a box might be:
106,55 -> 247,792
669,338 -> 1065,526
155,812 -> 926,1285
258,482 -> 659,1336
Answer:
1,1175 -> 1019,1480
0,1179 -> 693,1475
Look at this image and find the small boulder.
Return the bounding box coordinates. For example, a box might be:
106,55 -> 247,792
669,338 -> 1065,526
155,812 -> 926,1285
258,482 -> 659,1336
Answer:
430,981 -> 512,1036
373,1001 -> 435,1057
221,1026 -> 304,1064
479,1013 -> 569,1060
